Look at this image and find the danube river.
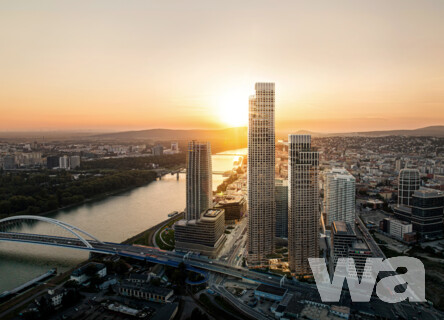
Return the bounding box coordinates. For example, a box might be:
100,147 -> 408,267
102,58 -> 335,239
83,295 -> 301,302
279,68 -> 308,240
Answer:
0,149 -> 246,293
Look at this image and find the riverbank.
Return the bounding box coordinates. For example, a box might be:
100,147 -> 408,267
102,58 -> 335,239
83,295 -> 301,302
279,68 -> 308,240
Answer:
0,169 -> 182,221
0,211 -> 184,319
124,212 -> 184,247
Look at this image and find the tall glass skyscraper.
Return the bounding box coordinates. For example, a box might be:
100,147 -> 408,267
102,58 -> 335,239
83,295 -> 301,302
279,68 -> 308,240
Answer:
398,168 -> 420,207
247,82 -> 276,267
186,141 -> 212,221
288,134 -> 319,275
324,168 -> 356,226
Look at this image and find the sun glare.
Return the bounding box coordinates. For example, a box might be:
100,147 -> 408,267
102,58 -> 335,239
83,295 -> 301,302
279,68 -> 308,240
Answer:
216,90 -> 249,127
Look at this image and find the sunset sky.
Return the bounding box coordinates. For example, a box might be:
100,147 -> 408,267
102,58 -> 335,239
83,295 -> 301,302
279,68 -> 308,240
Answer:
0,1 -> 443,133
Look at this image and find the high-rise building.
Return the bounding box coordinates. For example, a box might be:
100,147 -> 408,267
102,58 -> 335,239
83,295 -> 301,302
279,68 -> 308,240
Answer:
398,169 -> 420,207
59,155 -> 70,169
247,82 -> 276,267
46,156 -> 59,169
324,168 -> 356,227
70,155 -> 81,169
152,144 -> 164,156
186,141 -> 212,221
288,134 -> 319,275
330,221 -> 373,279
275,178 -> 288,238
411,188 -> 444,241
171,142 -> 179,152
2,155 -> 16,170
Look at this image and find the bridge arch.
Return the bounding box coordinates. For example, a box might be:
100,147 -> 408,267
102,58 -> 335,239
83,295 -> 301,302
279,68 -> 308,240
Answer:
0,215 -> 104,249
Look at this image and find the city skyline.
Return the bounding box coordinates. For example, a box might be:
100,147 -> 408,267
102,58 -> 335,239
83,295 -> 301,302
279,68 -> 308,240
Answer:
1,1 -> 444,132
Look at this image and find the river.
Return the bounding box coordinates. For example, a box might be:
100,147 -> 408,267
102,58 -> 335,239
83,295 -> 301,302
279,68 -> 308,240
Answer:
0,149 -> 247,293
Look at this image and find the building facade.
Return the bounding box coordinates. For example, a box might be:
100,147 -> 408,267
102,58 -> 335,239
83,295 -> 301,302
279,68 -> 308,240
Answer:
186,141 -> 212,221
215,195 -> 246,224
174,208 -> 226,258
46,155 -> 60,169
288,134 -> 319,275
398,169 -> 420,207
152,144 -> 164,156
275,178 -> 288,238
118,281 -> 173,303
411,188 -> 444,241
70,155 -> 81,169
59,155 -> 70,169
324,168 -> 356,226
388,219 -> 412,240
247,82 -> 276,267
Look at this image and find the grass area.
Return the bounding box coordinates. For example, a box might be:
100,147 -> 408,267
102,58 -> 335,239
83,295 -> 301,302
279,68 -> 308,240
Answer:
154,214 -> 183,250
133,229 -> 155,246
161,229 -> 175,246
156,229 -> 174,250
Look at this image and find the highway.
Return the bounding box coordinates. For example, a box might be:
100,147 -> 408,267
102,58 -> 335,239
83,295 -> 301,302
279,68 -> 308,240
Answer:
0,231 -> 315,293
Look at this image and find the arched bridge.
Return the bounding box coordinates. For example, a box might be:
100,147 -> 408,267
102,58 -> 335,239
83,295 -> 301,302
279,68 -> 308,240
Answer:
0,216 -> 211,284
0,216 -> 301,290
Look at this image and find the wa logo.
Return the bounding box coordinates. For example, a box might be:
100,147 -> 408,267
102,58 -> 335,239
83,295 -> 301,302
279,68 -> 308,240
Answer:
309,257 -> 425,303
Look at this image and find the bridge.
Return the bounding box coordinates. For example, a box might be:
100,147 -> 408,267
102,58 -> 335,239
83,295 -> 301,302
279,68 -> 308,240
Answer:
0,216 -> 316,293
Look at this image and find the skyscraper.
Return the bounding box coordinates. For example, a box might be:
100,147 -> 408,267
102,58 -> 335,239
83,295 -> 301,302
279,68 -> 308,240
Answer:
247,82 -> 276,267
411,188 -> 444,241
324,168 -> 356,226
275,178 -> 288,238
186,141 -> 212,221
288,134 -> 319,275
398,168 -> 420,207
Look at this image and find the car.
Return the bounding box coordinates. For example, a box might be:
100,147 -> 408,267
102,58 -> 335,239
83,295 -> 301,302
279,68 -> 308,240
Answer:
268,276 -> 272,279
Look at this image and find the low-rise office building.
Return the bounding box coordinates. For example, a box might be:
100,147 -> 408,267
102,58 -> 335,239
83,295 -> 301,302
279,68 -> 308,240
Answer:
174,208 -> 226,258
215,196 -> 246,224
118,281 -> 173,303
70,262 -> 107,284
393,188 -> 444,241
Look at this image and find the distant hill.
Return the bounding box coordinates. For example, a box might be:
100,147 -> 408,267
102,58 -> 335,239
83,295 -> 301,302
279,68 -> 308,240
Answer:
1,125 -> 443,144
280,126 -> 444,138
92,127 -> 248,153
92,127 -> 247,141
353,126 -> 444,137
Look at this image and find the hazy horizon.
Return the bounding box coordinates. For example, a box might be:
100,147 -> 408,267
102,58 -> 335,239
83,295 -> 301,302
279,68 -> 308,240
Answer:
1,1 -> 444,132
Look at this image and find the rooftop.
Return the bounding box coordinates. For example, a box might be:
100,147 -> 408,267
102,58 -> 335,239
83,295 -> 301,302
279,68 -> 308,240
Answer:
119,281 -> 173,297
203,208 -> 223,218
414,187 -> 444,198
332,221 -> 355,236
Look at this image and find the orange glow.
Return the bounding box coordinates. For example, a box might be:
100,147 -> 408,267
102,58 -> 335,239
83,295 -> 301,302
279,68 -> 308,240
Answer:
0,1 -> 443,133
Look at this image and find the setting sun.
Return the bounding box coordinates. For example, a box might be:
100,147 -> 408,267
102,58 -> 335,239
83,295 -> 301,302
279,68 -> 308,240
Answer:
216,89 -> 249,127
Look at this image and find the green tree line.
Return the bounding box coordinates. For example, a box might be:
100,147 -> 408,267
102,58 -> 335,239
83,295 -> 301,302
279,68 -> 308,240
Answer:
81,153 -> 185,170
0,170 -> 157,217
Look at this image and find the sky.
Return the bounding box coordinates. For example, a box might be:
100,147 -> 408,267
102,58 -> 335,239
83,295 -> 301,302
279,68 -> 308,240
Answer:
0,0 -> 443,133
